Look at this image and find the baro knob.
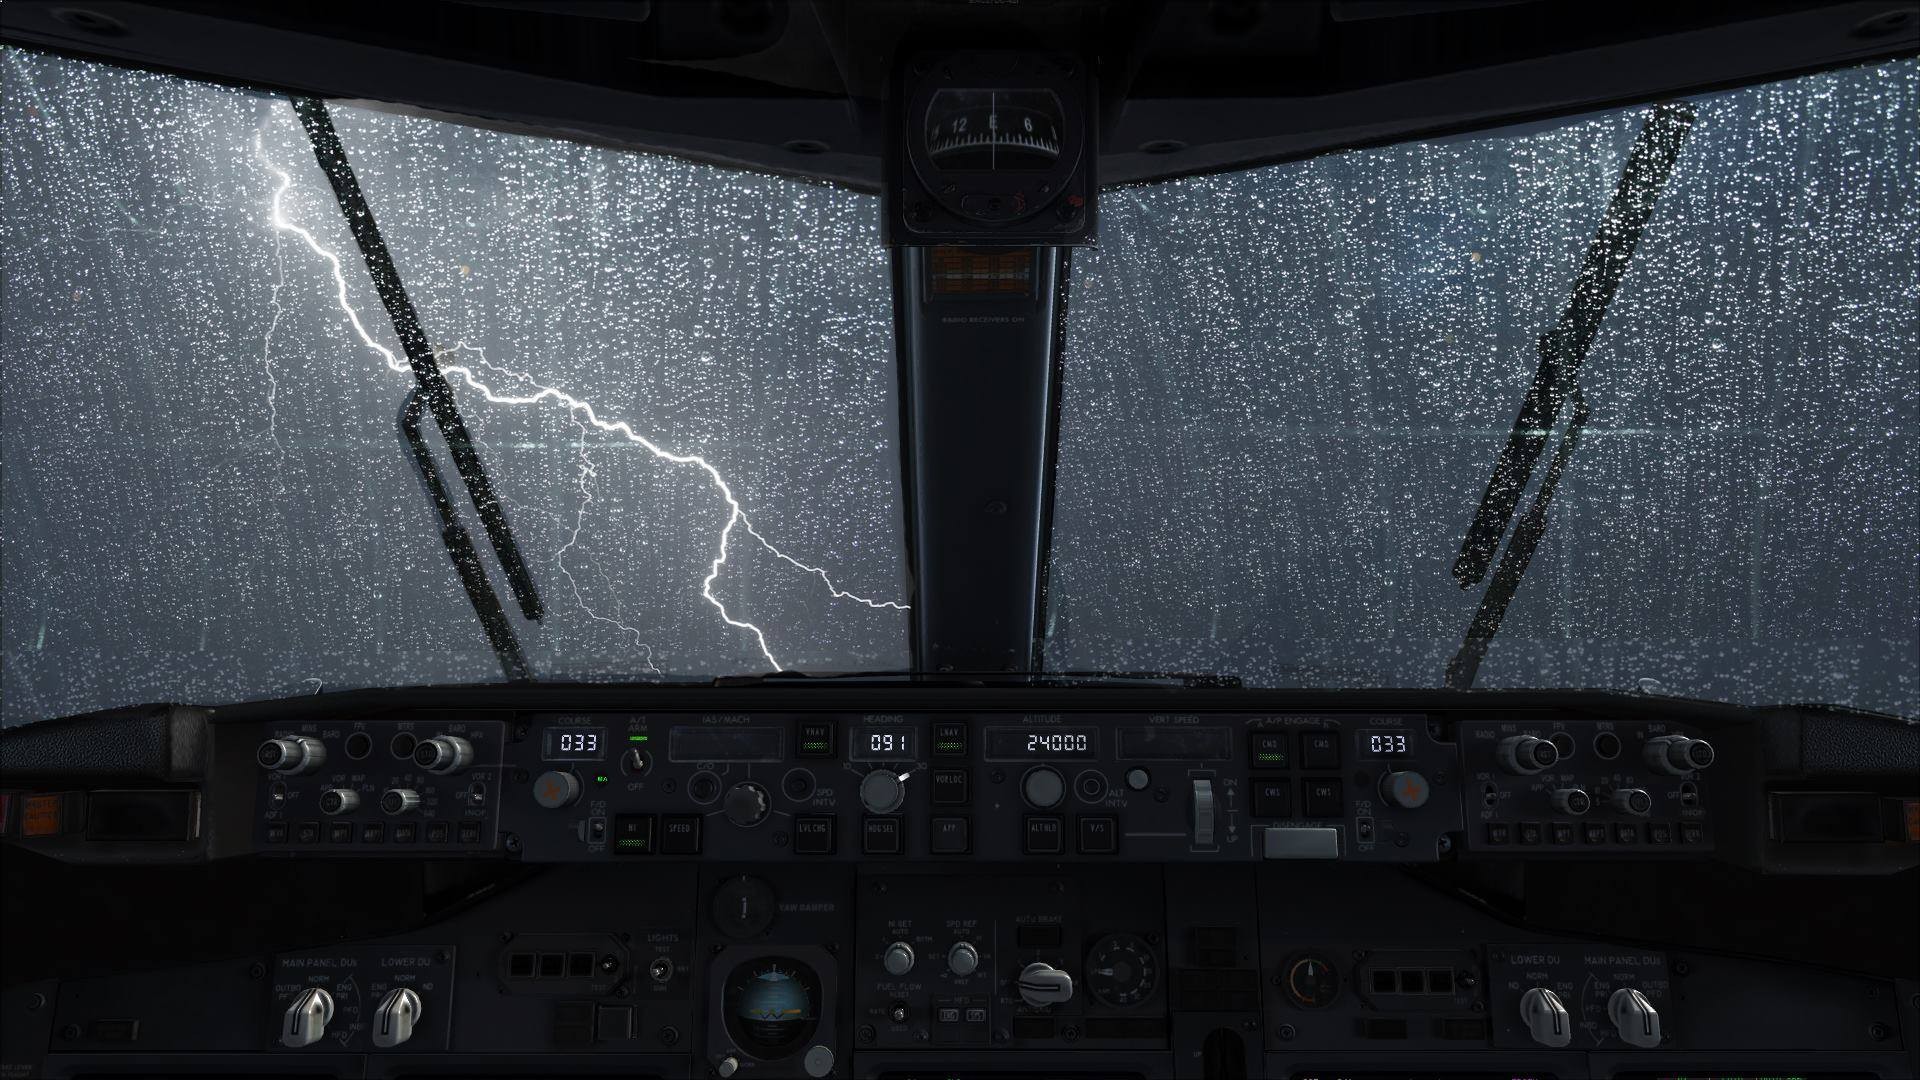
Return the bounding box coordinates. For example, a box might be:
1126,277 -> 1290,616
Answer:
413,735 -> 474,775
1645,734 -> 1715,776
1497,735 -> 1559,775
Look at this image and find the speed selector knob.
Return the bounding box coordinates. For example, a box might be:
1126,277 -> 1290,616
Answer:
1645,734 -> 1715,776
947,940 -> 981,977
725,781 -> 771,828
882,941 -> 916,976
413,735 -> 474,775
371,987 -> 422,1048
258,736 -> 326,775
1379,771 -> 1430,809
1608,986 -> 1662,1048
1519,986 -> 1572,1048
1018,962 -> 1074,1008
860,770 -> 906,814
280,986 -> 335,1048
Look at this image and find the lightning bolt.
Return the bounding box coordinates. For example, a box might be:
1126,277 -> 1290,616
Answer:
252,107 -> 905,671
556,413 -> 663,675
260,198 -> 287,461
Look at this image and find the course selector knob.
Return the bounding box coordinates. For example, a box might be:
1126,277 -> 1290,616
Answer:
371,987 -> 422,1048
882,941 -> 916,977
1608,986 -> 1662,1048
1018,962 -> 1074,1008
1519,986 -> 1572,1048
860,770 -> 906,814
1380,770 -> 1430,809
280,986 -> 335,1048
533,770 -> 581,809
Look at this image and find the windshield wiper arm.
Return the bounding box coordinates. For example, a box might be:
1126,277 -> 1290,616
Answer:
1451,102 -> 1696,589
1443,102 -> 1695,690
289,96 -> 545,669
712,670 -> 1242,688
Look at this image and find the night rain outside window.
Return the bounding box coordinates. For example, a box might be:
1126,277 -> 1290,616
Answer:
1044,59 -> 1918,716
0,48 -> 909,727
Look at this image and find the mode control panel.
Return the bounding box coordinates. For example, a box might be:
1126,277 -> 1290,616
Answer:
1461,719 -> 1715,855
239,711 -> 1724,863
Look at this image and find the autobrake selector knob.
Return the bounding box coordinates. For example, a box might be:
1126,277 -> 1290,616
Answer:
413,735 -> 474,775
371,987 -> 422,1048
1018,962 -> 1074,1008
258,736 -> 326,775
317,789 -> 359,816
280,986 -> 335,1048
947,940 -> 980,977
1519,986 -> 1572,1048
1612,788 -> 1654,816
882,941 -> 916,977
381,788 -> 421,815
1645,734 -> 1715,776
1379,770 -> 1430,809
1608,986 -> 1662,1048
1497,735 -> 1559,775
725,781 -> 771,828
860,770 -> 906,814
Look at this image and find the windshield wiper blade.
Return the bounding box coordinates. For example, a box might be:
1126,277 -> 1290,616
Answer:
289,96 -> 545,670
1443,102 -> 1695,690
1451,102 -> 1696,590
400,389 -> 531,680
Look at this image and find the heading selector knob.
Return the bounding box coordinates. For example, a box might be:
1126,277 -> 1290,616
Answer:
1497,735 -> 1559,775
280,986 -> 335,1048
882,941 -> 916,977
725,781 -> 771,828
258,736 -> 326,775
1645,734 -> 1715,776
371,987 -> 422,1048
413,735 -> 474,775
860,770 -> 906,815
1018,962 -> 1074,1008
1608,986 -> 1662,1048
1519,986 -> 1572,1048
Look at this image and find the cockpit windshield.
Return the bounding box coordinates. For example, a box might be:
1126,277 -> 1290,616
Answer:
1,48 -> 910,726
1044,58 -> 1919,716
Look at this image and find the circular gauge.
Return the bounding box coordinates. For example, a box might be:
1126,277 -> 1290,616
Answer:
1086,933 -> 1158,1009
1284,953 -> 1341,1009
710,875 -> 777,939
723,956 -> 821,1058
901,52 -> 1089,236
924,88 -> 1064,173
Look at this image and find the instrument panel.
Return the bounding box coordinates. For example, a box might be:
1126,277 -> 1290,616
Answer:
247,710 -> 1715,864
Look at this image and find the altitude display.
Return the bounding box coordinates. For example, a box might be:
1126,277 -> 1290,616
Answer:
986,727 -> 1098,759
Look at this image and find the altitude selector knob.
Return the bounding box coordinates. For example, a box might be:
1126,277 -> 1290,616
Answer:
725,781 -> 770,828
860,770 -> 906,815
